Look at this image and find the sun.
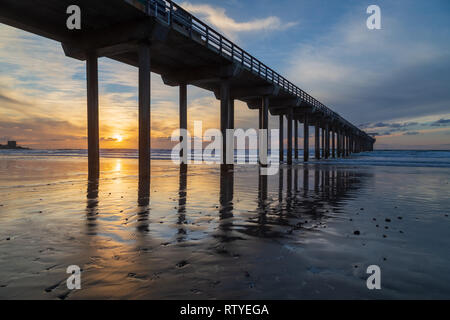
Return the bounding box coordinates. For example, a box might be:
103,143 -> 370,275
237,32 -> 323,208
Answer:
113,134 -> 123,142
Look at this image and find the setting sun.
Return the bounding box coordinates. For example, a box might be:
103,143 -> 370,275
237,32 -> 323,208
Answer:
113,134 -> 123,142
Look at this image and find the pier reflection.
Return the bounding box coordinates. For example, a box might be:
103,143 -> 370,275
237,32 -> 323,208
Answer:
84,163 -> 370,245
136,175 -> 150,233
177,164 -> 188,241
235,164 -> 368,240
76,161 -> 373,298
85,175 -> 99,235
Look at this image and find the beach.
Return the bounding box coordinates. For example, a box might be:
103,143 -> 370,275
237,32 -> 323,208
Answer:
0,150 -> 449,299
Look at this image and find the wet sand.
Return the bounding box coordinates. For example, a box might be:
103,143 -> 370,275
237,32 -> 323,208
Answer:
0,156 -> 449,299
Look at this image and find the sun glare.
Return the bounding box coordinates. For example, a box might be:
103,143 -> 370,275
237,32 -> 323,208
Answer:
113,134 -> 123,142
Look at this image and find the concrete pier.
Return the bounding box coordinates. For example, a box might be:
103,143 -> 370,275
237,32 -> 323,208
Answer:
279,115 -> 284,162
138,44 -> 151,180
332,130 -> 335,158
259,96 -> 269,165
179,83 -> 187,164
303,116 -> 309,162
287,108 -> 293,165
315,124 -> 320,160
86,52 -> 99,179
321,127 -> 325,159
220,81 -> 231,164
0,0 -> 376,178
294,120 -> 298,160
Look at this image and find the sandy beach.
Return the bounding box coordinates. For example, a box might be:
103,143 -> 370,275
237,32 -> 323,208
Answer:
0,151 -> 449,299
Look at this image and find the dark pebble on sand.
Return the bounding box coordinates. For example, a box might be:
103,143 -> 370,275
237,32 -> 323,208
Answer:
353,230 -> 360,235
360,208 -> 364,210
397,217 -> 402,220
58,292 -> 69,300
44,283 -> 59,293
176,260 -> 189,268
6,237 -> 10,241
385,218 -> 391,222
445,214 -> 448,217
383,235 -> 387,238
372,218 -> 376,221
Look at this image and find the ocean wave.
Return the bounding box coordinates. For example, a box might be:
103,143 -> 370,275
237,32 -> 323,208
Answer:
1,149 -> 449,168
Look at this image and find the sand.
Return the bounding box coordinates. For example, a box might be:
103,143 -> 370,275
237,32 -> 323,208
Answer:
0,156 -> 449,299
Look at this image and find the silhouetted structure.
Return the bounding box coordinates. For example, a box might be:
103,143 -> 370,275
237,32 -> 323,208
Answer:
0,0 -> 375,179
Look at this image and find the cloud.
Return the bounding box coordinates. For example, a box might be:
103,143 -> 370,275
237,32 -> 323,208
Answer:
431,118 -> 450,126
180,2 -> 297,39
403,131 -> 420,136
361,121 -> 419,131
285,3 -> 450,127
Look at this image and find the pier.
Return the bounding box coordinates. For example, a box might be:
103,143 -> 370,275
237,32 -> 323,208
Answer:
0,0 -> 376,179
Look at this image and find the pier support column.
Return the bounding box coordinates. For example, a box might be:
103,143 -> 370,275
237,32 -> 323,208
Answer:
220,81 -> 231,164
179,83 -> 187,164
138,45 -> 151,180
294,119 -> 298,160
228,98 -> 235,164
303,115 -> 309,162
332,129 -> 335,158
324,123 -> 329,159
337,130 -> 340,157
279,115 -> 284,162
348,135 -> 351,156
349,135 -> 353,154
287,108 -> 293,165
87,52 -> 99,179
345,134 -> 349,157
321,127 -> 325,159
344,132 -> 347,157
259,96 -> 269,165
229,99 -> 234,129
315,123 -> 320,160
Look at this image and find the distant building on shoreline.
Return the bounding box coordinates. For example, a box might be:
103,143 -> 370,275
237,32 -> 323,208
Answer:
0,141 -> 30,150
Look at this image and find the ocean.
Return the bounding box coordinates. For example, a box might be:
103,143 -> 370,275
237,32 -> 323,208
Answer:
1,149 -> 450,167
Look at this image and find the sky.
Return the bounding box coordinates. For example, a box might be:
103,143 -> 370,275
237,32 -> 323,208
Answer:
0,0 -> 449,150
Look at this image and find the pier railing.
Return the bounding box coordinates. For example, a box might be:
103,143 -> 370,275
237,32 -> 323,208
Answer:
142,0 -> 364,136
